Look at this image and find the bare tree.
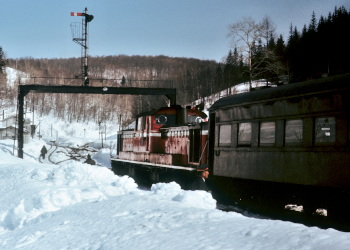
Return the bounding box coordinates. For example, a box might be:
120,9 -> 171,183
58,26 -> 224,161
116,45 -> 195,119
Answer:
227,16 -> 276,90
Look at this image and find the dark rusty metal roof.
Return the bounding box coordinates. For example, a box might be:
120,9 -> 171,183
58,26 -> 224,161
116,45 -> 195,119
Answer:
210,74 -> 350,110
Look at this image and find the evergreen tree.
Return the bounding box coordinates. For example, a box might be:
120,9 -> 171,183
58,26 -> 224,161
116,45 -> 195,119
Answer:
309,11 -> 317,32
0,46 -> 6,74
0,47 -> 7,90
274,35 -> 285,59
232,47 -> 243,84
224,50 -> 234,94
214,64 -> 224,93
284,6 -> 350,81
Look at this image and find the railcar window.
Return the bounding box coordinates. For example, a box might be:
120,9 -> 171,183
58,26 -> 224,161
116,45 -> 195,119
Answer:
219,125 -> 231,146
285,119 -> 303,144
188,116 -> 203,123
238,122 -> 252,145
315,117 -> 336,143
260,122 -> 275,145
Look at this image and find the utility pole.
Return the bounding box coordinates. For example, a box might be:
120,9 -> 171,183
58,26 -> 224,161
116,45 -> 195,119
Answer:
71,7 -> 94,86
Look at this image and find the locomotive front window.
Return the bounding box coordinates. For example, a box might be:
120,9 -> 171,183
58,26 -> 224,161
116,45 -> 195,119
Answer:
219,125 -> 231,146
285,119 -> 303,144
260,122 -> 275,145
156,115 -> 167,124
315,117 -> 336,143
156,115 -> 176,125
238,122 -> 252,145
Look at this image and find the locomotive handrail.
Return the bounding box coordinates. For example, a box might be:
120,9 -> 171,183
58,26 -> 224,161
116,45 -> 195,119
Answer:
198,140 -> 209,165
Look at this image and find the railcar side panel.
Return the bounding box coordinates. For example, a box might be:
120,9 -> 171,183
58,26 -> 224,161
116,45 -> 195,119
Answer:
214,149 -> 350,189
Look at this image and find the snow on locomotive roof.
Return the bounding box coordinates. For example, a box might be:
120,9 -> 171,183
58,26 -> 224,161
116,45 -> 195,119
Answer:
210,74 -> 350,110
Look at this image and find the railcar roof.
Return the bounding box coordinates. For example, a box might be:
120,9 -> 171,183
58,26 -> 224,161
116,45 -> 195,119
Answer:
209,74 -> 350,110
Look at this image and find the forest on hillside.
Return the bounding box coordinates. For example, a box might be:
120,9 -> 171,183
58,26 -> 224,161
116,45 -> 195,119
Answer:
0,6 -> 349,127
2,55 -> 219,127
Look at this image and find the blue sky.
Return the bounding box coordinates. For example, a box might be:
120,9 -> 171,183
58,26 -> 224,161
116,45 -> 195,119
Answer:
1,0 -> 349,62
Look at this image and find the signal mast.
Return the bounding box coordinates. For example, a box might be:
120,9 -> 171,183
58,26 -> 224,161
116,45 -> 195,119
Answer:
70,8 -> 94,86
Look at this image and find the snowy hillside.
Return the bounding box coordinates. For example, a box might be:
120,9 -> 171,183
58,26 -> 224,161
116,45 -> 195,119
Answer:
5,67 -> 29,87
190,79 -> 277,110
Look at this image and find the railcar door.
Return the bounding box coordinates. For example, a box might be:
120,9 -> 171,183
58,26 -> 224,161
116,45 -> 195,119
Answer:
116,133 -> 123,155
146,116 -> 150,151
189,127 -> 201,163
207,112 -> 216,170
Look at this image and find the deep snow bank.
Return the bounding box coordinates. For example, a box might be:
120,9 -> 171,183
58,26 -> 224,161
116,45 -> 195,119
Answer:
0,150 -> 216,235
0,154 -> 138,233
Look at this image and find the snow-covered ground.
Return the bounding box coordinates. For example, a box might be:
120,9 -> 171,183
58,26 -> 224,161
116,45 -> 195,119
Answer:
0,114 -> 350,250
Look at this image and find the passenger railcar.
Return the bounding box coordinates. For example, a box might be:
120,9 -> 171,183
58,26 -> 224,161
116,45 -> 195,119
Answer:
112,105 -> 208,188
208,74 -> 350,218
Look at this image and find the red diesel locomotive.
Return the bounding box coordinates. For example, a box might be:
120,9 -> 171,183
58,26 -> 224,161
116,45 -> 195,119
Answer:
112,105 -> 208,187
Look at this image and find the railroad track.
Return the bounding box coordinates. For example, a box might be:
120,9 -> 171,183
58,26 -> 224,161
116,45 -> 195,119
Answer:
39,143 -> 99,165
